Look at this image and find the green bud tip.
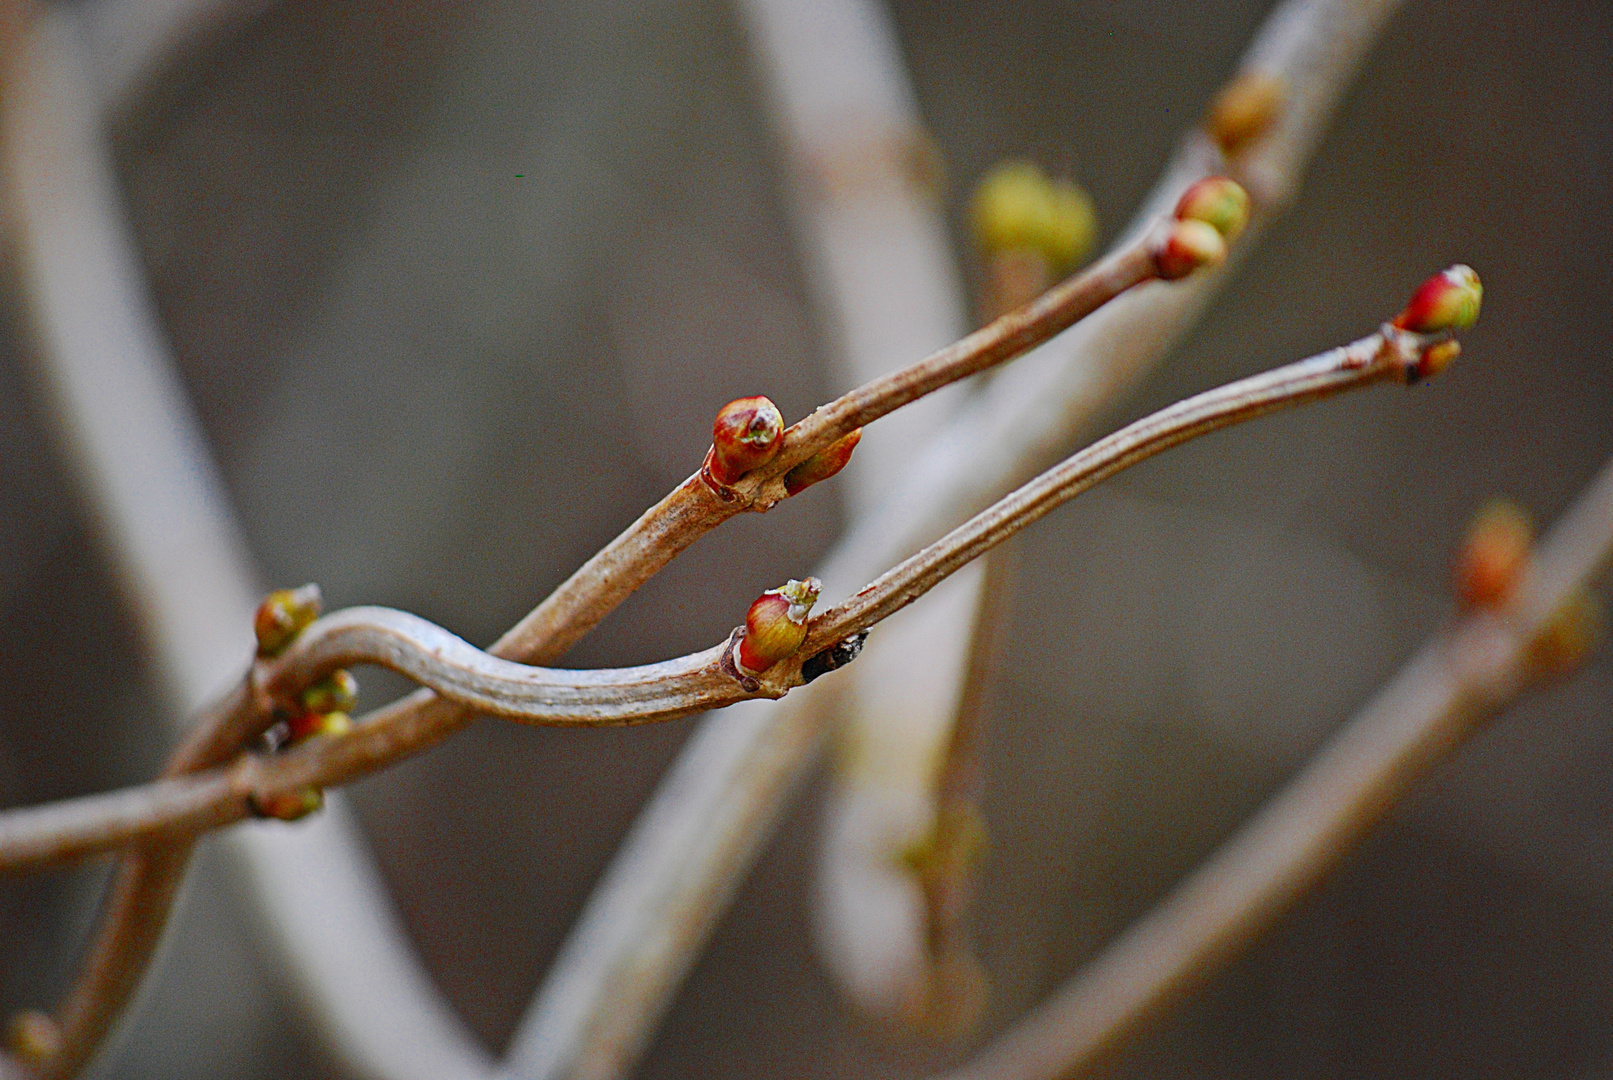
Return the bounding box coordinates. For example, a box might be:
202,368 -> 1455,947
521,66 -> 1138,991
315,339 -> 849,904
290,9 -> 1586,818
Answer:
1393,265 -> 1482,333
735,576 -> 822,676
254,584 -> 323,657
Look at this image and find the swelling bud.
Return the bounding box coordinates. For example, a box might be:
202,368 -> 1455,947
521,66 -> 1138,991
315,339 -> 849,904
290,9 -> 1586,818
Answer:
1393,265 -> 1482,333
735,577 -> 821,677
254,584 -> 322,657
1174,176 -> 1250,241
707,396 -> 784,488
784,429 -> 862,495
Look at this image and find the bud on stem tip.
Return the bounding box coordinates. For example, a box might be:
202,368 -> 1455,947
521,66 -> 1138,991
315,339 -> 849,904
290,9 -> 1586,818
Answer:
735,577 -> 822,677
706,396 -> 784,489
254,584 -> 322,657
1394,265 -> 1482,334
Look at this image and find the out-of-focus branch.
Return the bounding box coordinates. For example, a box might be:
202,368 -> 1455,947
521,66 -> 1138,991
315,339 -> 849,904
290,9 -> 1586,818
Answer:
814,0 -> 1410,1024
0,321 -> 1448,880
940,456 -> 1613,1080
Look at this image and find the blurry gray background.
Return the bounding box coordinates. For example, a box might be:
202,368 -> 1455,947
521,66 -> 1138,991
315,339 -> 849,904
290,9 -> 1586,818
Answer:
2,0 -> 1612,1076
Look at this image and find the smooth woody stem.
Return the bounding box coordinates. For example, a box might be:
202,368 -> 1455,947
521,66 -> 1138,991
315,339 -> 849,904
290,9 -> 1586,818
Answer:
0,325 -> 1433,879
490,237 -> 1163,666
803,328 -> 1414,655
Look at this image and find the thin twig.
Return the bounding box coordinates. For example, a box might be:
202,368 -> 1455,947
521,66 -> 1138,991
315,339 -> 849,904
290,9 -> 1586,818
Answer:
0,323 -> 1436,876
485,242 -> 1159,665
2,13 -> 493,1080
940,455 -> 1613,1080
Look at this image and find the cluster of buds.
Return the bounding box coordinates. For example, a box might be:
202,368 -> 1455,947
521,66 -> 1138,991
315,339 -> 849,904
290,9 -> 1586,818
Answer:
250,786 -> 325,822
704,396 -> 784,490
733,577 -> 822,678
283,669 -> 358,745
1205,71 -> 1286,157
1151,176 -> 1249,280
254,584 -> 323,657
1390,264 -> 1482,383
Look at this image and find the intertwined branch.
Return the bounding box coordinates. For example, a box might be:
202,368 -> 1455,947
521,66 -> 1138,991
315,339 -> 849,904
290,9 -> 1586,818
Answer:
0,225 -> 1470,1075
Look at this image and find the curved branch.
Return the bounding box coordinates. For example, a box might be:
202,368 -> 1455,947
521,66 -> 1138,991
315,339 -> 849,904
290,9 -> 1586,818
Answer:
0,320 -> 1437,878
491,241 -> 1160,664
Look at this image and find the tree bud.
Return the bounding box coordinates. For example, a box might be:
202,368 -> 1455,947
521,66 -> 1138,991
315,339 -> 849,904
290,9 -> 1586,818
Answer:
783,429 -> 862,495
1412,339 -> 1461,383
254,584 -> 322,657
707,396 -> 784,487
251,787 -> 325,821
286,709 -> 353,744
1454,500 -> 1532,609
735,577 -> 821,676
970,161 -> 1096,272
1151,218 -> 1227,280
1206,71 -> 1286,156
1393,265 -> 1482,333
1174,176 -> 1250,241
7,1010 -> 61,1064
300,669 -> 358,715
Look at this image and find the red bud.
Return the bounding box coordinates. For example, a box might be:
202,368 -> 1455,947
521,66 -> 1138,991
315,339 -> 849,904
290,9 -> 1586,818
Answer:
707,396 -> 785,488
254,584 -> 323,657
1454,500 -> 1532,609
784,429 -> 862,496
1393,265 -> 1482,333
1151,218 -> 1227,280
285,709 -> 353,745
734,577 -> 821,676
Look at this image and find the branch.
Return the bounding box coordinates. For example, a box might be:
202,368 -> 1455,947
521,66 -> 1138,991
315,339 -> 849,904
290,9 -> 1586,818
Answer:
939,455 -> 1613,1080
0,317 -> 1450,878
484,238 -> 1162,666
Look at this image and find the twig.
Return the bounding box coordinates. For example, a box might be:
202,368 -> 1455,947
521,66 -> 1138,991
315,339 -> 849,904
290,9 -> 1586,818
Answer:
0,324 -> 1440,874
499,0 -> 1415,1068
939,456 -> 1613,1080
0,13 -> 493,1080
478,240 -> 1160,666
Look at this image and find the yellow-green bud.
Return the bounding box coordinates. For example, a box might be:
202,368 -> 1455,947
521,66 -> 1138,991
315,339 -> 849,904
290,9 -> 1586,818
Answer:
1174,176 -> 1250,242
735,577 -> 821,676
254,584 -> 323,657
300,669 -> 358,715
970,161 -> 1096,272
